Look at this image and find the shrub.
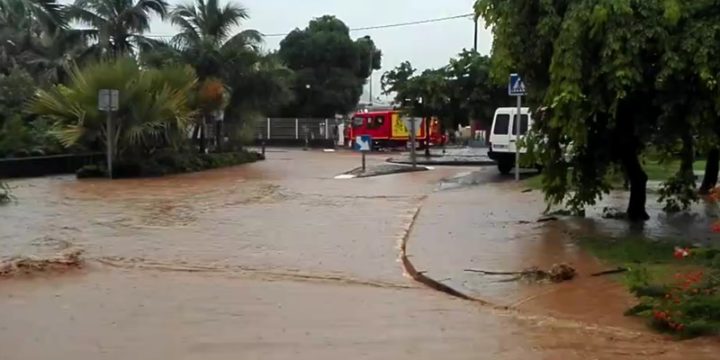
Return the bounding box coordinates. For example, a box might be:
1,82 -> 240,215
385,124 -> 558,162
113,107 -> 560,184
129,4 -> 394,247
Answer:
29,58 -> 197,157
75,150 -> 262,179
76,165 -> 106,179
625,249 -> 720,338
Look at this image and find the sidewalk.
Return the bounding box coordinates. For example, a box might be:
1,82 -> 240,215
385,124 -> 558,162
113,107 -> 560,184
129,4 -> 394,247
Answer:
404,169 -> 641,329
387,147 -> 495,166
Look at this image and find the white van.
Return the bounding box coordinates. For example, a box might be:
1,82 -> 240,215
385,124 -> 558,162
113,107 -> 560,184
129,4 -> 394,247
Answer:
488,107 -> 532,174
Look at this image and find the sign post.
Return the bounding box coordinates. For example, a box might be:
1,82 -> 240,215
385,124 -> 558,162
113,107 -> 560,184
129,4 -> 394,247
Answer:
508,74 -> 527,181
354,135 -> 372,172
98,89 -> 119,179
402,117 -> 423,169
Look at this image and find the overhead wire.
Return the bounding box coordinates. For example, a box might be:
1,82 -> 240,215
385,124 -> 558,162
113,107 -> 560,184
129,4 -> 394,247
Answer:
144,13 -> 474,39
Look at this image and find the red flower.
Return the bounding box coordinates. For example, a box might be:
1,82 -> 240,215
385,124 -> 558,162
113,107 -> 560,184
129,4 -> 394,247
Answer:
673,247 -> 691,259
712,222 -> 720,233
654,311 -> 668,321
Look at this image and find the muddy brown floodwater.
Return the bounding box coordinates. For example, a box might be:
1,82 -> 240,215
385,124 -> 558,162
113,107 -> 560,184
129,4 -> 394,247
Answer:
1,149 -> 718,359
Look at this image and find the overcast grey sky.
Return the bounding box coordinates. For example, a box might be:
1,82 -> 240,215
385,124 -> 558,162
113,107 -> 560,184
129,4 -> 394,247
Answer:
108,0 -> 494,100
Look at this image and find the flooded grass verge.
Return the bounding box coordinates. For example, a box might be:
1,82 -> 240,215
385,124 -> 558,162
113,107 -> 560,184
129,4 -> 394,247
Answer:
579,235 -> 720,338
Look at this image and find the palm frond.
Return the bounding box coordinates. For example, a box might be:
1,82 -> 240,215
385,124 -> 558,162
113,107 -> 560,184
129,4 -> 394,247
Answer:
29,56 -> 198,155
66,2 -> 107,29
222,29 -> 263,52
26,0 -> 67,31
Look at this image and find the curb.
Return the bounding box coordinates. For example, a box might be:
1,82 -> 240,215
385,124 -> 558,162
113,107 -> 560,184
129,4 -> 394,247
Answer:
387,158 -> 496,167
399,205 -> 497,307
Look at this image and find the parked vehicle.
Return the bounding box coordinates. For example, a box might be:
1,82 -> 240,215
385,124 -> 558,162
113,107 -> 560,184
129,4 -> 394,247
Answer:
346,110 -> 446,149
488,107 -> 532,174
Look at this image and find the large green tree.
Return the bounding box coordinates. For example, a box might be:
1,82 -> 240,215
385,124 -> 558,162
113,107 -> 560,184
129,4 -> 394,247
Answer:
278,15 -> 381,117
382,51 -> 505,131
476,0 -> 691,221
447,50 -> 507,129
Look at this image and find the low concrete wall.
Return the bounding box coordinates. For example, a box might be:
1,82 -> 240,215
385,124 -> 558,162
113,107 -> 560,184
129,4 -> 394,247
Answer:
0,153 -> 104,178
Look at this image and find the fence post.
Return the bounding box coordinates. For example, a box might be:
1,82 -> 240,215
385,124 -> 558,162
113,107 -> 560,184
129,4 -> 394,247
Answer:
295,118 -> 299,139
324,119 -> 329,140
266,118 -> 271,139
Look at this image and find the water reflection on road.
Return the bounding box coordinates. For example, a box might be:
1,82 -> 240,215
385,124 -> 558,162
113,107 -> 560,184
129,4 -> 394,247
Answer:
0,150 -> 718,359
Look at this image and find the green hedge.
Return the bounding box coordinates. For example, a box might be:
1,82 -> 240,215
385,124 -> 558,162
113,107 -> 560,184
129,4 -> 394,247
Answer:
77,150 -> 264,179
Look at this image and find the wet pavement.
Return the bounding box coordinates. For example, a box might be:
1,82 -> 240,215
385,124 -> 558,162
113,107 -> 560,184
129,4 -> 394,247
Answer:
0,149 -> 719,359
408,169 -> 639,327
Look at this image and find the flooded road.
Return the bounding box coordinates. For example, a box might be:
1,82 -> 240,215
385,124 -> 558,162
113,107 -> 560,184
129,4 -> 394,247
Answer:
1,150 -> 718,359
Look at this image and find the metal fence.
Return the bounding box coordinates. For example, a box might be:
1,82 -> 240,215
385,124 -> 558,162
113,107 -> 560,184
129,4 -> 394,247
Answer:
255,118 -> 342,141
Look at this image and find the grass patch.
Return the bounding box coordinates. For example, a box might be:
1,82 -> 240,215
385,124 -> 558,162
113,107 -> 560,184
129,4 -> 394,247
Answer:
579,235 -> 720,338
523,159 -> 707,191
643,160 -> 706,181
524,173 -> 544,190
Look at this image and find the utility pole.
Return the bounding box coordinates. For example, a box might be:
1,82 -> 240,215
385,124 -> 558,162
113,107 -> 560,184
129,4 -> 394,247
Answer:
473,16 -> 478,53
365,35 -> 374,107
369,47 -> 374,106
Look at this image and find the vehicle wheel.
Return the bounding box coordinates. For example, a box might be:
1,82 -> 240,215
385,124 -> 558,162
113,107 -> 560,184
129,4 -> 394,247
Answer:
498,161 -> 513,175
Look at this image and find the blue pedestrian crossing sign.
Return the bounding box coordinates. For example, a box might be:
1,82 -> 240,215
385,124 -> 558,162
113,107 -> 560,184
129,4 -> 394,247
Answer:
354,135 -> 372,152
508,73 -> 527,96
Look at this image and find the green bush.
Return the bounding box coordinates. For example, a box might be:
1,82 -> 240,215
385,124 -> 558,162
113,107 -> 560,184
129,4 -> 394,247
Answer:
0,68 -> 36,128
634,270 -> 720,338
581,235 -> 720,338
75,150 -> 262,179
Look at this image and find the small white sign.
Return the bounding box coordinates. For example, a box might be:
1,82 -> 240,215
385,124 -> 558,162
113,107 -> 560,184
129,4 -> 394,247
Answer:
98,89 -> 119,111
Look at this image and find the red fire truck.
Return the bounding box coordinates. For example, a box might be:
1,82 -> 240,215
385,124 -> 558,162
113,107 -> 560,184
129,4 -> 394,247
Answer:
346,110 -> 445,149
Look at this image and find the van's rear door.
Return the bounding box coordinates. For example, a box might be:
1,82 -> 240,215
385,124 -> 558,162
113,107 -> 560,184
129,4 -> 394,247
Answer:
490,111 -> 511,152
508,109 -> 530,153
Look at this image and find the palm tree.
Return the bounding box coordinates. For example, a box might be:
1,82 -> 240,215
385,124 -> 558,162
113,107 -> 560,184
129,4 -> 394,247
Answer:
170,0 -> 262,80
0,0 -> 66,33
29,57 -> 197,158
168,0 -> 262,151
0,0 -> 69,74
22,27 -> 97,84
68,0 -> 168,56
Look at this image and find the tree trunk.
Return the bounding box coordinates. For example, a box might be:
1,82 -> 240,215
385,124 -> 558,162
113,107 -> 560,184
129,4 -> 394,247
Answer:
622,152 -> 650,221
679,130 -> 695,181
424,117 -> 431,157
699,148 -> 719,194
